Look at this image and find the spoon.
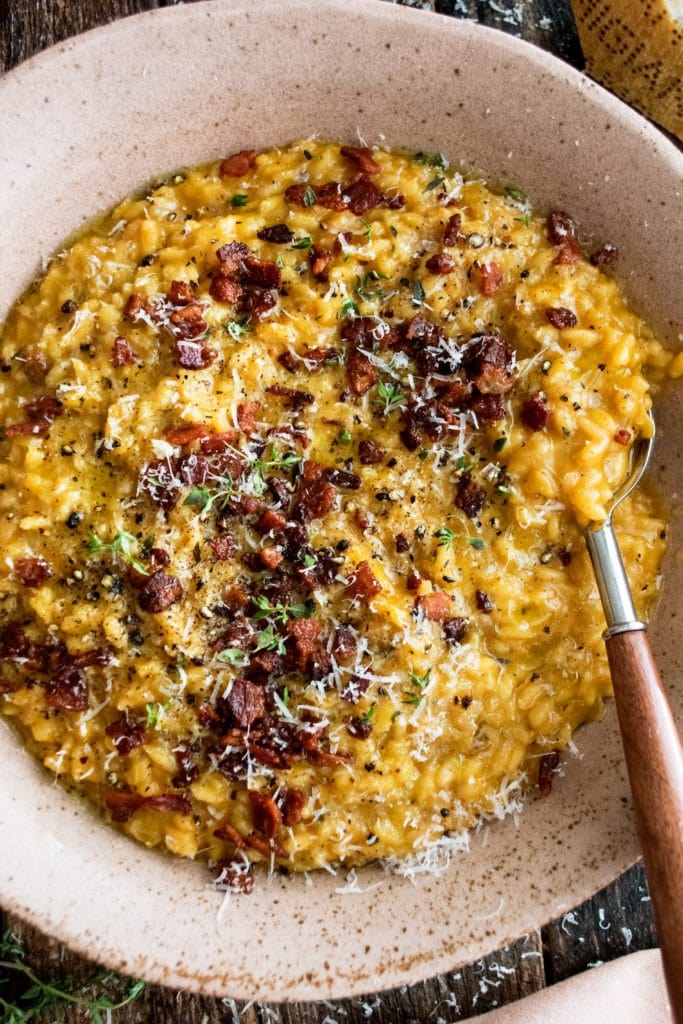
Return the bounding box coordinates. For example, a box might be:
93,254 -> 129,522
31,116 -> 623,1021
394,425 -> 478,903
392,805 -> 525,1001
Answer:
585,414 -> 683,1020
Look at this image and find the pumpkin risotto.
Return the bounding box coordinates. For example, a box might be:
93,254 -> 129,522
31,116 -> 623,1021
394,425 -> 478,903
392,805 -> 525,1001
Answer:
0,141 -> 672,884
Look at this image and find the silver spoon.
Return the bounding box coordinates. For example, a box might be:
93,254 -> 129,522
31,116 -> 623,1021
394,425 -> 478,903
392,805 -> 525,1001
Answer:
585,414 -> 683,1021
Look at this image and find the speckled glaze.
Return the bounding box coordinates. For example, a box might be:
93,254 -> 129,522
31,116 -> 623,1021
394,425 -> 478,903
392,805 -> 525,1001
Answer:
0,0 -> 681,1002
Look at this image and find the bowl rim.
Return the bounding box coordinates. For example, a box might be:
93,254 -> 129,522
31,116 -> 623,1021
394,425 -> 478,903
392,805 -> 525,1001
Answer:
0,0 -> 681,1002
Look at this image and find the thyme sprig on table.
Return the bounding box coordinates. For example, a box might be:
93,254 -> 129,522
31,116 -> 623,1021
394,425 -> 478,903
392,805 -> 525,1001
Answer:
0,929 -> 144,1024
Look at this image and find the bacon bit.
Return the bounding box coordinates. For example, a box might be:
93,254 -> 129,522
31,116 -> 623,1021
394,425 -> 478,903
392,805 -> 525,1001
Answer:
147,547 -> 170,570
326,468 -> 361,489
112,336 -> 138,366
244,832 -> 289,859
167,280 -> 194,306
26,395 -> 63,424
538,750 -> 560,796
346,560 -> 382,601
340,145 -> 381,175
346,348 -> 378,396
590,244 -> 617,267
455,475 -> 487,520
105,714 -> 145,755
137,570 -> 183,613
170,302 -> 207,340
341,674 -> 372,705
267,384 -> 314,410
106,790 -> 192,823
285,182 -> 315,206
546,307 -> 577,329
460,332 -> 512,374
472,260 -> 503,296
241,287 -> 277,320
236,401 -> 260,433
226,678 -> 266,729
614,428 -> 633,445
443,617 -> 468,644
224,584 -> 251,615
196,702 -> 221,729
547,211 -> 576,245
171,740 -> 198,788
217,241 -> 250,271
255,510 -> 286,537
257,223 -> 294,244
163,423 -> 209,446
400,416 -> 423,452
547,212 -> 581,265
330,626 -> 357,662
406,570 -> 422,592
0,680 -> 10,695
280,787 -> 306,826
4,421 -> 50,437
469,393 -> 505,421
175,338 -> 215,370
473,363 -> 514,396
342,315 -> 399,352
307,748 -> 353,768
395,533 -> 410,553
316,181 -> 348,211
475,590 -> 494,613
248,790 -> 282,839
521,393 -> 552,431
214,821 -> 249,848
123,293 -> 145,321
344,175 -> 386,216
21,347 -> 48,382
292,460 -> 337,523
259,546 -> 283,570
426,252 -> 455,275
211,535 -> 237,561
15,556 -> 53,588
309,243 -> 332,281
199,430 -> 238,453
286,618 -> 321,670
354,508 -> 370,532
220,149 -> 257,177
443,213 -> 462,246
555,237 -> 581,264
358,439 -> 386,465
44,666 -> 88,711
241,257 -> 281,290
416,590 -> 452,621
347,716 -> 372,740
214,858 -> 254,894
210,273 -> 244,304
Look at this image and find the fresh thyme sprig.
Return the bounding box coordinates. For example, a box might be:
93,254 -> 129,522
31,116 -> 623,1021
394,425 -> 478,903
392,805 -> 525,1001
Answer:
86,530 -> 150,575
0,929 -> 144,1024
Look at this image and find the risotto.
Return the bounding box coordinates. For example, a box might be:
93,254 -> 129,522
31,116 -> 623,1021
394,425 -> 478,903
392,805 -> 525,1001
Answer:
0,140 -> 672,884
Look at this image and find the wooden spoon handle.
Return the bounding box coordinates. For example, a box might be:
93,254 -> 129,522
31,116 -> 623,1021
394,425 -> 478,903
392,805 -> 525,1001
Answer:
606,629 -> 683,1018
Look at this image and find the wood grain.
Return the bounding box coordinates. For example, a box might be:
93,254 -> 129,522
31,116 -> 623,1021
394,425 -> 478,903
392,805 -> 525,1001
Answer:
0,1 -> 663,1022
606,630 -> 683,1020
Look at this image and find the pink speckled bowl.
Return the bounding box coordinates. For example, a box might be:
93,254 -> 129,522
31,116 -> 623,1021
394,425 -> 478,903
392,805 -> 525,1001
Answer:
0,0 -> 681,1001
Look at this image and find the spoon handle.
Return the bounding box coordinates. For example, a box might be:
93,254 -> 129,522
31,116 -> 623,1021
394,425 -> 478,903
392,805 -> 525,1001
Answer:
606,629 -> 683,1019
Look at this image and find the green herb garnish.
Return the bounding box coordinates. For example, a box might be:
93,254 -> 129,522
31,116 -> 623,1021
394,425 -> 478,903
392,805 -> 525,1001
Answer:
469,537 -> 485,550
231,193 -> 248,207
303,185 -> 317,207
0,928 -> 144,1024
403,668 -> 431,706
223,317 -> 251,341
415,151 -> 449,169
434,527 -> 457,550
252,595 -> 310,625
424,175 -> 444,192
355,271 -> 387,304
291,235 -> 314,250
362,703 -> 376,724
493,436 -> 508,453
374,380 -> 406,415
86,530 -> 149,576
506,186 -> 527,203
337,298 -> 360,320
412,280 -> 426,307
216,648 -> 249,668
183,476 -> 234,515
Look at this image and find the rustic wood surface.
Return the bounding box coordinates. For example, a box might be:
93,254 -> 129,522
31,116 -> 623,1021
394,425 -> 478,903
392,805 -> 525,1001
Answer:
0,0 -> 662,1021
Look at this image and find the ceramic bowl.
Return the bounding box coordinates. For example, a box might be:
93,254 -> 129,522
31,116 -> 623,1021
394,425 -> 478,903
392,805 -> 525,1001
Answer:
0,0 -> 681,1001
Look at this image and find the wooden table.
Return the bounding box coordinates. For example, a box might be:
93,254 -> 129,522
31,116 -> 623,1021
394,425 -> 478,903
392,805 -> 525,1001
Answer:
0,1 -> 661,1020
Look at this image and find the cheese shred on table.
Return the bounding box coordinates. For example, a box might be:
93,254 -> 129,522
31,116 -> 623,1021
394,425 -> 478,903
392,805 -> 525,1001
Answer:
0,141 -> 672,886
